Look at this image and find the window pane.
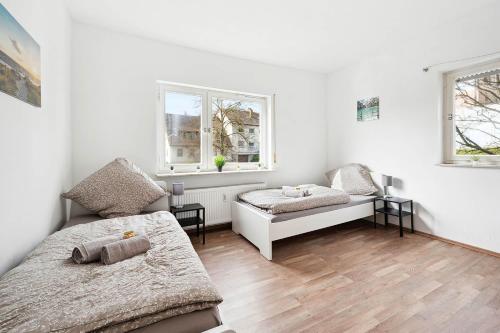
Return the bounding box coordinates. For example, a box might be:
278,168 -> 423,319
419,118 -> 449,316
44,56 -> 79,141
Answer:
165,91 -> 202,164
211,97 -> 261,163
454,70 -> 500,155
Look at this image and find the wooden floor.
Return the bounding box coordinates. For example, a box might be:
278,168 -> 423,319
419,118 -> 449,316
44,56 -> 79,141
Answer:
192,221 -> 500,333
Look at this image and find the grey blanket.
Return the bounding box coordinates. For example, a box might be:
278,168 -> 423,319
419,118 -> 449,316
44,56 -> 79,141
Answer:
239,184 -> 351,214
0,212 -> 222,332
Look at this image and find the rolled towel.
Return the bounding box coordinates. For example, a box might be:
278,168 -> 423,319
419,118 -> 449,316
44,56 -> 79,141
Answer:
72,235 -> 122,264
101,235 -> 151,265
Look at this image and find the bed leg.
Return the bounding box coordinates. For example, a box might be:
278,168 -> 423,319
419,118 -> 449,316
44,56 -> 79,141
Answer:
259,241 -> 273,260
231,221 -> 240,235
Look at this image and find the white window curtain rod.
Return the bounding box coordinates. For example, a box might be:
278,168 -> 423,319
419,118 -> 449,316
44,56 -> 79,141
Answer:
422,50 -> 500,72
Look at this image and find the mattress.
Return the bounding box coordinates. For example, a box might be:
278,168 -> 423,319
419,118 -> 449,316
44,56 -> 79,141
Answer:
240,194 -> 376,223
131,306 -> 221,333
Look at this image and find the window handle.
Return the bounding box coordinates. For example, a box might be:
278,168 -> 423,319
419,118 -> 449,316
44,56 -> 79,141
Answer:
447,113 -> 453,120
204,127 -> 212,133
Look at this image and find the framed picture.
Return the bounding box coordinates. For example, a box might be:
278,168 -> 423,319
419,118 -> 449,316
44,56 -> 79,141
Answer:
0,4 -> 41,107
357,97 -> 379,121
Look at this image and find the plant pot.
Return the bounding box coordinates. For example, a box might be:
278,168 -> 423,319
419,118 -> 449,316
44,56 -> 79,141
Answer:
217,166 -> 223,172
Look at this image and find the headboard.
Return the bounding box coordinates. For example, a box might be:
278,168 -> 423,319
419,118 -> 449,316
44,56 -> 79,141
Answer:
69,180 -> 171,217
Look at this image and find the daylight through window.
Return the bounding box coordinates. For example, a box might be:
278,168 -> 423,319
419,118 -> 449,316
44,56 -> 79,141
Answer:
157,82 -> 272,173
444,61 -> 500,164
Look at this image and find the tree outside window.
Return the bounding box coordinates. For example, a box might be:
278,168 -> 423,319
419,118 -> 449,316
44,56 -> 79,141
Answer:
454,71 -> 500,155
211,98 -> 261,162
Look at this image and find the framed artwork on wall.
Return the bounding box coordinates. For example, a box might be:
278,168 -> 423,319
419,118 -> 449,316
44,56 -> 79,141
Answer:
357,97 -> 379,121
0,4 -> 41,107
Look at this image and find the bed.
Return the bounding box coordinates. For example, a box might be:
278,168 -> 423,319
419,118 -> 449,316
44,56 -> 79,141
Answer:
232,185 -> 376,260
61,181 -> 227,333
0,209 -> 225,332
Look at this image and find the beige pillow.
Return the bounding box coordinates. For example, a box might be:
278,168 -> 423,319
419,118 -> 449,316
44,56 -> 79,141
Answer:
325,163 -> 377,195
62,158 -> 166,218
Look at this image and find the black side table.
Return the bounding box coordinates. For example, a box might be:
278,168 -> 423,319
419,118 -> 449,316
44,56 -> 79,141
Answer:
373,197 -> 414,237
171,203 -> 206,244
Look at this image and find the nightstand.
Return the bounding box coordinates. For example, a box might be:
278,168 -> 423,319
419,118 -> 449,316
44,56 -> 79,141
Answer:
373,196 -> 414,237
171,203 -> 206,244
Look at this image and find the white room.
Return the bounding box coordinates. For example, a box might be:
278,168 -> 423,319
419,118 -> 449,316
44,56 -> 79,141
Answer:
0,1 -> 499,332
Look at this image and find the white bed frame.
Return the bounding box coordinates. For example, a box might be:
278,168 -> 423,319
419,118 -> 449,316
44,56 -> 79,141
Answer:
231,201 -> 374,260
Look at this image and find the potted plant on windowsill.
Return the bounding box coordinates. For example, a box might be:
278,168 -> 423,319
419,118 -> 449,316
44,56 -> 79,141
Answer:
214,155 -> 226,172
471,155 -> 480,167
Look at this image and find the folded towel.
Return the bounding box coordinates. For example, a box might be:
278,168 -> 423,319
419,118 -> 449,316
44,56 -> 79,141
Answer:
282,186 -> 310,198
101,235 -> 151,265
72,235 -> 122,264
282,190 -> 304,198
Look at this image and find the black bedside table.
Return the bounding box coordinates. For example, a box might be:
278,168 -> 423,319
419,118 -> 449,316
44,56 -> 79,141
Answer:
171,203 -> 206,244
373,197 -> 414,237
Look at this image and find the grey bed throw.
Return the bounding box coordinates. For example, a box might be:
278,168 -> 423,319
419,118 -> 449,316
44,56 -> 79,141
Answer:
0,212 -> 222,333
239,184 -> 351,214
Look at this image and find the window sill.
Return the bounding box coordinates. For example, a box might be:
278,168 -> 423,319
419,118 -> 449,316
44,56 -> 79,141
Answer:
156,168 -> 274,177
437,163 -> 500,169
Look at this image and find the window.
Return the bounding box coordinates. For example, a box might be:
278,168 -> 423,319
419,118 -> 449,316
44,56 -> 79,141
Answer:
163,90 -> 203,165
443,61 -> 500,164
157,82 -> 274,173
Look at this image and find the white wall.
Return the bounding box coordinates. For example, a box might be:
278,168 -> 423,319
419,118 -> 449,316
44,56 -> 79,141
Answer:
71,23 -> 327,189
0,0 -> 72,274
326,3 -> 500,253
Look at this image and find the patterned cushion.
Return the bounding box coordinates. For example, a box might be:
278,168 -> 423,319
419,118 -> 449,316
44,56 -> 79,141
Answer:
62,158 -> 166,218
325,164 -> 377,195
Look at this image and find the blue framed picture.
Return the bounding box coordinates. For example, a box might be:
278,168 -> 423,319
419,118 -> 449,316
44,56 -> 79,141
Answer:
357,97 -> 379,121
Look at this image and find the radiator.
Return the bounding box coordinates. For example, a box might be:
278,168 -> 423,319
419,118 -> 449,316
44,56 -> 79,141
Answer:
176,183 -> 266,225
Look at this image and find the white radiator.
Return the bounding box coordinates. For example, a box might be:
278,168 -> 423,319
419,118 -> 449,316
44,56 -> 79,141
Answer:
176,183 -> 266,225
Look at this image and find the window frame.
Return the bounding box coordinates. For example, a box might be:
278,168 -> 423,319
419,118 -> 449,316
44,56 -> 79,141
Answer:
443,60 -> 500,165
157,84 -> 207,172
156,81 -> 275,174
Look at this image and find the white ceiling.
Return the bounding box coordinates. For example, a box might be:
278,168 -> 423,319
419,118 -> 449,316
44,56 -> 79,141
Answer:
65,0 -> 497,73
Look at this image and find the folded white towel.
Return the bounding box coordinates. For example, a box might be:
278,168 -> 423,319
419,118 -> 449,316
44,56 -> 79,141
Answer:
283,190 -> 303,198
282,186 -> 309,198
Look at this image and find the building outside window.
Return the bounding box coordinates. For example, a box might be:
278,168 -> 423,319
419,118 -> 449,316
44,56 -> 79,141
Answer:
157,82 -> 273,173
